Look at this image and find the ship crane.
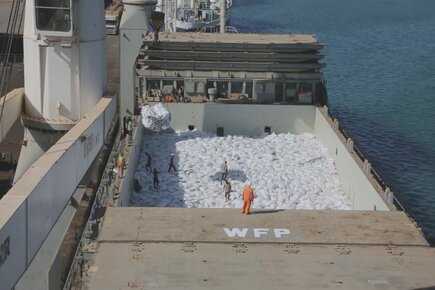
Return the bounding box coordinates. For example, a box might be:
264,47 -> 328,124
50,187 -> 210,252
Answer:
0,0 -> 119,289
11,0 -> 108,181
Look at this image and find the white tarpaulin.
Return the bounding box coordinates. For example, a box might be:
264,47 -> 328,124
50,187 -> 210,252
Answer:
141,103 -> 172,131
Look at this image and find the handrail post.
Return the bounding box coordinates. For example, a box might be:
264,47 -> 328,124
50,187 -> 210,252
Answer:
384,187 -> 391,200
387,190 -> 394,205
333,118 -> 339,130
346,138 -> 354,153
363,159 -> 371,174
322,105 -> 328,116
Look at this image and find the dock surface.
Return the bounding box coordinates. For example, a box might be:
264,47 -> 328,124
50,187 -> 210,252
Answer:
84,208 -> 435,289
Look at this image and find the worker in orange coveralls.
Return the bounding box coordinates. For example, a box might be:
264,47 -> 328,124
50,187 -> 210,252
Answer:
242,183 -> 254,215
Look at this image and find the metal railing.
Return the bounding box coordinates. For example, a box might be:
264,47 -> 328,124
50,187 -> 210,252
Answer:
198,25 -> 238,33
225,26 -> 239,33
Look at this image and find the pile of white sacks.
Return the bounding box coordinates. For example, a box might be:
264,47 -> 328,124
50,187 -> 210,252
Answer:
131,130 -> 351,210
141,103 -> 171,132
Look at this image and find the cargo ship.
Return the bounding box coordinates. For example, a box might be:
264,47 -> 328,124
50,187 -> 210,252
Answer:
0,0 -> 434,289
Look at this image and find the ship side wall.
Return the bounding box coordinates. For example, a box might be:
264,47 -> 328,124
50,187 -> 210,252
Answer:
14,184 -> 88,290
0,97 -> 116,290
314,107 -> 389,211
165,103 -> 316,135
117,120 -> 145,207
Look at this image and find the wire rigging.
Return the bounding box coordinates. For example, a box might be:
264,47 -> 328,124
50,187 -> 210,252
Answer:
0,0 -> 25,130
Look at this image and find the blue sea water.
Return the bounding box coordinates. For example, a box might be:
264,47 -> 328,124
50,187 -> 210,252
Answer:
231,0 -> 435,243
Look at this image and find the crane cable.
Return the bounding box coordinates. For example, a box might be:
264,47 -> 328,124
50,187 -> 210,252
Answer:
0,0 -> 25,131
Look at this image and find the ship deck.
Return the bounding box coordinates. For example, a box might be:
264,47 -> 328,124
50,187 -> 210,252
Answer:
84,208 -> 435,289
156,32 -> 320,45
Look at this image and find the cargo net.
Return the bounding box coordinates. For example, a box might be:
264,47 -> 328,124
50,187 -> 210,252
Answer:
141,103 -> 172,132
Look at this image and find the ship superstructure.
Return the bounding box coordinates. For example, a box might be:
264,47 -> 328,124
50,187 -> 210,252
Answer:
156,0 -> 232,32
136,32 -> 326,107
